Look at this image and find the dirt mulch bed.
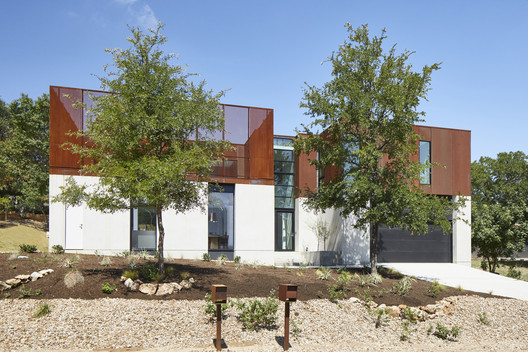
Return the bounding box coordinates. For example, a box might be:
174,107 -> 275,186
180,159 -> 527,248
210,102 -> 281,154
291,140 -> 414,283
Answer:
0,253 -> 492,306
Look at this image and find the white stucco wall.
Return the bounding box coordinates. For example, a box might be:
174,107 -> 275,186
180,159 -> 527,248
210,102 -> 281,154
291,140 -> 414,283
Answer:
234,183 -> 275,265
453,195 -> 472,266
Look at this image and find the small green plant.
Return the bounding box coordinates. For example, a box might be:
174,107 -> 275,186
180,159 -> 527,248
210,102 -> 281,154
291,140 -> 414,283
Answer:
202,253 -> 211,262
18,285 -> 33,298
354,273 -> 382,286
35,289 -> 42,296
235,290 -> 279,331
63,255 -> 80,268
94,250 -> 101,256
180,271 -> 190,280
19,244 -> 38,253
216,254 -> 228,266
141,261 -> 160,282
392,276 -> 416,296
34,302 -> 51,318
401,307 -> 421,323
122,269 -> 139,280
291,318 -> 302,336
204,293 -> 231,321
101,282 -> 116,294
251,261 -> 259,269
119,250 -> 132,258
478,312 -> 490,325
507,265 -> 522,279
426,280 -> 445,298
400,320 -> 416,341
234,255 -> 241,263
430,322 -> 461,340
127,256 -> 138,270
51,245 -> 65,254
12,264 -> 16,269
99,256 -> 112,266
138,250 -> 150,259
372,308 -> 390,328
235,262 -> 243,270
316,267 -> 332,280
456,285 -> 464,291
4,292 -> 11,299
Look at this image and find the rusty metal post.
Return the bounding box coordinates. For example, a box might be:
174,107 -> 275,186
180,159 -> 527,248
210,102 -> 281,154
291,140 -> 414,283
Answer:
216,303 -> 222,351
284,301 -> 290,350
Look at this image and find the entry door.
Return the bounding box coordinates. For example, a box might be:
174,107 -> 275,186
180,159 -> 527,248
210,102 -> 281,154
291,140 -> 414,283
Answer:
131,207 -> 157,251
65,205 -> 84,249
275,211 -> 294,251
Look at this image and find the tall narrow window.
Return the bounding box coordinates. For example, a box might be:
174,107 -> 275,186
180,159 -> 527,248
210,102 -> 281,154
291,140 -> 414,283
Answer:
274,137 -> 295,251
208,184 -> 234,251
131,207 -> 157,251
419,141 -> 431,185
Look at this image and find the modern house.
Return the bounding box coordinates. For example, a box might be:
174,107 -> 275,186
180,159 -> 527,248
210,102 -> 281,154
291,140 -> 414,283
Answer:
49,86 -> 471,266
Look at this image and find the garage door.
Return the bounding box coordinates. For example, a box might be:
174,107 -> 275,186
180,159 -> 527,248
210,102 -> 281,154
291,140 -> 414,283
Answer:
377,225 -> 452,263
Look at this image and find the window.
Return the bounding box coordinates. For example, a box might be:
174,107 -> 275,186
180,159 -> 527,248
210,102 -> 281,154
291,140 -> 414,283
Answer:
208,184 -> 234,251
131,207 -> 157,251
274,137 -> 295,251
419,140 -> 431,185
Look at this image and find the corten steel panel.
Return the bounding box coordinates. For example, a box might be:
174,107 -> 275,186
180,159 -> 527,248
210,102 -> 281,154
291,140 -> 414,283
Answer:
431,128 -> 453,195
49,86 -> 83,173
295,150 -> 317,197
249,108 -> 273,180
452,130 -> 471,196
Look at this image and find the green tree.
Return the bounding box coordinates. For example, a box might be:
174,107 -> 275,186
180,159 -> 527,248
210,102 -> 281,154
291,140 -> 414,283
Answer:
54,23 -> 230,273
471,152 -> 528,272
0,94 -> 49,215
294,24 -> 462,274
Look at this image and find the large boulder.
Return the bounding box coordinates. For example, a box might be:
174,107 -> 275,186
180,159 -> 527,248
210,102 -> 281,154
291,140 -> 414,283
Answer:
30,272 -> 43,281
156,284 -> 174,296
5,278 -> 21,287
139,283 -> 157,295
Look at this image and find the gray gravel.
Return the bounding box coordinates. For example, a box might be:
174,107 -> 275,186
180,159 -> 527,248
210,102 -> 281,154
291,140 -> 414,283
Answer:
1,295 -> 527,351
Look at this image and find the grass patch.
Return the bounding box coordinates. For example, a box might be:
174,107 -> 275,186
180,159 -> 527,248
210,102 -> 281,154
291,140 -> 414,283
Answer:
472,258 -> 528,282
0,222 -> 48,252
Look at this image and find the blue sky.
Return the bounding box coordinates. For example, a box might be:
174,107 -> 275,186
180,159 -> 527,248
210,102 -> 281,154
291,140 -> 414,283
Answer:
1,0 -> 527,161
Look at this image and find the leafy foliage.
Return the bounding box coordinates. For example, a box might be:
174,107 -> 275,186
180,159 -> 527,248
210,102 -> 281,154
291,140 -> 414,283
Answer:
101,281 -> 116,294
293,23 -> 462,274
19,244 -> 37,253
391,276 -> 415,296
51,245 -> 65,254
34,302 -> 51,318
235,290 -> 279,331
0,94 -> 49,214
426,280 -> 445,298
472,152 -> 528,272
53,23 -> 230,274
430,322 -> 461,340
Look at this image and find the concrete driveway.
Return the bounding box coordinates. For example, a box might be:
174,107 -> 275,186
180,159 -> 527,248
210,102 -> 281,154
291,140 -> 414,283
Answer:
382,263 -> 528,301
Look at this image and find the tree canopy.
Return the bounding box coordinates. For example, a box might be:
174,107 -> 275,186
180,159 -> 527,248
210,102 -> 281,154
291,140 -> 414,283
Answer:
55,23 -> 230,272
294,23 -> 462,273
471,151 -> 528,272
0,94 -> 49,215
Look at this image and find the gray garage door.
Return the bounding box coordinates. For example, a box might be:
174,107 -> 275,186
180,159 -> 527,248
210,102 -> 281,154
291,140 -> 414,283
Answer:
377,225 -> 452,263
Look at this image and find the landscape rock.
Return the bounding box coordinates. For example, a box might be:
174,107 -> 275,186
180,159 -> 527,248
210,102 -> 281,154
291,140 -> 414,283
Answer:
180,280 -> 192,289
138,283 -> 157,295
188,277 -> 195,284
30,272 -> 43,281
124,278 -> 140,291
38,269 -> 54,276
14,274 -> 30,282
348,297 -> 361,303
156,284 -> 174,296
0,281 -> 10,291
171,282 -> 182,292
387,306 -> 400,318
5,279 -> 21,287
120,276 -> 127,282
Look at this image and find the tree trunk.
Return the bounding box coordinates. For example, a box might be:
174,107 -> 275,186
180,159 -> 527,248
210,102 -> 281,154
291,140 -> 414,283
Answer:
156,205 -> 165,274
370,222 -> 379,274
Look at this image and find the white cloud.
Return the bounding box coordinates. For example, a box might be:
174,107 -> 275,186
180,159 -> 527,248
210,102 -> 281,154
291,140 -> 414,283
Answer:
136,4 -> 158,30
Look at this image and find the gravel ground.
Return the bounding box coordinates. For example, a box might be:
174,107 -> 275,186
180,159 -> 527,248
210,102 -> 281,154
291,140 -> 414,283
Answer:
1,295 -> 527,351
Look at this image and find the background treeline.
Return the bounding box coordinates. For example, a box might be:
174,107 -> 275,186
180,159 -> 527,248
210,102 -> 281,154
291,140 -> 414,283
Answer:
0,94 -> 49,218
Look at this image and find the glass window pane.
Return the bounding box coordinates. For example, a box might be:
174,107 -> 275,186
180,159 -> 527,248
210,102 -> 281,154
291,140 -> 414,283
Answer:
419,141 -> 431,185
276,212 -> 294,250
274,149 -> 294,162
208,185 -> 234,250
274,174 -> 294,187
273,137 -> 294,147
131,207 -> 156,251
275,197 -> 295,209
224,106 -> 248,144
274,161 -> 295,174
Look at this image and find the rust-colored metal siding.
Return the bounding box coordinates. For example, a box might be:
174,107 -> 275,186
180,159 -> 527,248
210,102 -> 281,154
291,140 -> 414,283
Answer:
413,125 -> 471,196
49,86 -> 274,184
295,150 -> 317,196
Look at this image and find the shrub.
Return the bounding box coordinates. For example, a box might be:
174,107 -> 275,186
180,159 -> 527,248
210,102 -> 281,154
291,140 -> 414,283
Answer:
204,293 -> 231,321
401,307 -> 421,323
316,267 -> 332,280
392,276 -> 416,296
236,290 -> 279,331
64,269 -> 84,288
122,269 -> 139,280
180,271 -> 190,280
216,254 -> 228,266
430,322 -> 461,340
19,244 -> 37,253
101,282 -> 116,294
426,280 -> 445,298
202,253 -> 211,262
507,265 -> 522,280
63,255 -> 80,268
18,285 -> 33,298
34,302 -> 51,318
99,256 -> 112,266
51,245 -> 65,254
480,260 -> 488,271
354,273 -> 382,286
141,261 -> 159,282
234,255 -> 241,263
478,312 -> 490,325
